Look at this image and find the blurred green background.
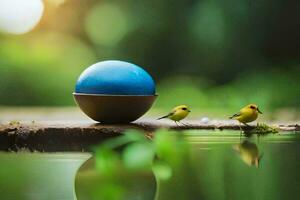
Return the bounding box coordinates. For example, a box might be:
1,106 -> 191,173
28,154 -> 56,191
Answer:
0,0 -> 299,118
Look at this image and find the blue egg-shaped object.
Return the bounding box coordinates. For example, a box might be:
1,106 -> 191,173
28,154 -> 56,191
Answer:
75,60 -> 155,95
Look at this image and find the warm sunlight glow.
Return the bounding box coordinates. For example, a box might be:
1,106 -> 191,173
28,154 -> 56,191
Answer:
0,0 -> 44,34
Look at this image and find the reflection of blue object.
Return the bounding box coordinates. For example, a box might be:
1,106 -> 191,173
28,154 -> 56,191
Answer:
75,60 -> 156,95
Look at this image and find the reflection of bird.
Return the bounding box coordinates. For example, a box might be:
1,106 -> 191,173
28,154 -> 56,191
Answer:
233,140 -> 263,168
157,105 -> 191,125
230,104 -> 262,125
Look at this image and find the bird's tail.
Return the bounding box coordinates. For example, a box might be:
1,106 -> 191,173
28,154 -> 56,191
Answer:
157,115 -> 168,120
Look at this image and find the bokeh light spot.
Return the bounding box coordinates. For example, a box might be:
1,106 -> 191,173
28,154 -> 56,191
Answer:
0,0 -> 44,34
85,3 -> 130,46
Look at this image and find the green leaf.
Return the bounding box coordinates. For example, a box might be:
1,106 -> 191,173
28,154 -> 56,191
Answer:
95,147 -> 120,175
153,129 -> 190,165
100,129 -> 146,150
123,129 -> 147,142
152,161 -> 172,181
122,142 -> 155,171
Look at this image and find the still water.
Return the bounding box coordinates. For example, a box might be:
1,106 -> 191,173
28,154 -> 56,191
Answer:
0,131 -> 299,200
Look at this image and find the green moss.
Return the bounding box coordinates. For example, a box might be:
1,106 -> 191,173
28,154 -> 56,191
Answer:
8,120 -> 21,126
248,123 -> 279,135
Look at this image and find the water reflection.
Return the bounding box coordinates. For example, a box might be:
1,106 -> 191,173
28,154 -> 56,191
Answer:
0,152 -> 90,200
75,157 -> 157,200
233,139 -> 263,168
0,131 -> 299,200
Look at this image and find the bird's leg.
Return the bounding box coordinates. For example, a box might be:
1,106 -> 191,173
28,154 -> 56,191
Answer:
243,123 -> 252,133
257,134 -> 260,144
179,121 -> 189,126
239,122 -> 243,141
238,122 -> 243,133
174,121 -> 180,127
243,123 -> 251,127
239,132 -> 241,142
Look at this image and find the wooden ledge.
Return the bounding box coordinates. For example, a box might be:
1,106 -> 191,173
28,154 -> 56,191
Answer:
0,120 -> 299,152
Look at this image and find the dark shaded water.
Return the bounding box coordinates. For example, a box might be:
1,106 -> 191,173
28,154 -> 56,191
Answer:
0,131 -> 299,200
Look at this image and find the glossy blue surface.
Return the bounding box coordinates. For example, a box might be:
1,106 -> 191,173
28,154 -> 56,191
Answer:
75,60 -> 155,95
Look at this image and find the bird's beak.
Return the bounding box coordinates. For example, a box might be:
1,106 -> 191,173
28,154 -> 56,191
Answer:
257,108 -> 263,114
188,109 -> 191,112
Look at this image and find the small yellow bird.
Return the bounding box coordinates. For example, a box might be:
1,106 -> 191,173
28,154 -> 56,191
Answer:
233,140 -> 263,168
157,105 -> 191,125
230,104 -> 262,125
